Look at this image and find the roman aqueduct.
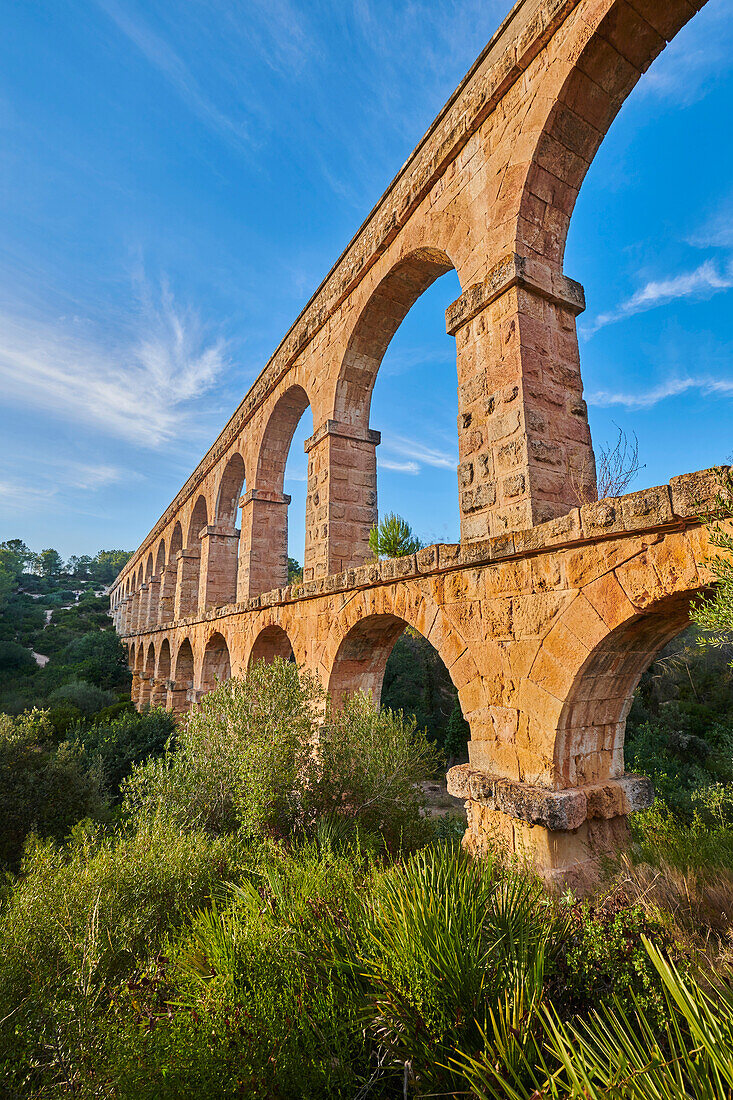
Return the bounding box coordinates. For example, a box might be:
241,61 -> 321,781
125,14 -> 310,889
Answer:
111,0 -> 723,883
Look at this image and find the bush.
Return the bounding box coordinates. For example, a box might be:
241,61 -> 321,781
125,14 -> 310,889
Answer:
124,665 -> 439,848
312,691 -> 441,848
0,639 -> 36,673
124,659 -> 323,837
0,710 -> 106,869
76,707 -> 176,796
49,678 -> 116,716
0,820 -> 231,1094
61,630 -> 132,690
46,700 -> 84,736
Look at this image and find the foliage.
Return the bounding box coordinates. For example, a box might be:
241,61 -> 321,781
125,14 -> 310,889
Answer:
123,664 -> 439,849
75,707 -> 176,796
368,511 -> 422,558
444,696 -> 470,762
313,691 -> 440,848
381,627 -> 457,749
0,820 -> 230,1095
546,897 -> 675,1025
625,625 -> 733,818
0,710 -> 106,870
692,467 -> 733,650
0,638 -> 37,672
48,678 -> 116,716
287,556 -> 303,585
457,939 -> 733,1099
123,659 -> 324,837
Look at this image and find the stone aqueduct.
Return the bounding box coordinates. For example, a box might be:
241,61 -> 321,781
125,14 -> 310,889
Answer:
111,0 -> 721,882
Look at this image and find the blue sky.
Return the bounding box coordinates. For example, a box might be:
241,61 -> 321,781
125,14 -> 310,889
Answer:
0,0 -> 731,563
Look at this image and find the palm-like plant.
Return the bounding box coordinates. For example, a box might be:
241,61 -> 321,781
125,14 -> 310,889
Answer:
456,938 -> 733,1099
368,513 -> 422,559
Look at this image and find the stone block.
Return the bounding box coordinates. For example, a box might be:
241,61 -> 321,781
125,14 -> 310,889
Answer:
416,544 -> 439,573
670,466 -> 728,518
580,497 -> 623,537
620,485 -> 673,530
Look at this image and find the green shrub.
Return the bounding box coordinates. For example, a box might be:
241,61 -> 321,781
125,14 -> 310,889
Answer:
76,707 -> 176,796
0,640 -> 36,673
123,659 -> 323,837
46,699 -> 84,736
0,820 -> 231,1094
632,796 -> 733,873
0,709 -> 106,870
312,691 -> 440,848
546,898 -> 675,1025
49,678 -> 116,716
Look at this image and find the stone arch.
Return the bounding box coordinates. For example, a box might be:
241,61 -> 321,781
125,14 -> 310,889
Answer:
242,385 -> 313,596
334,247 -> 456,429
249,624 -> 295,667
200,631 -> 231,693
187,495 -> 208,546
156,636 -> 171,682
511,0 -> 698,270
326,589 -> 481,733
144,552 -> 154,581
328,614 -> 407,708
173,637 -> 194,679
169,521 -> 183,563
215,452 -> 246,525
155,539 -> 166,574
255,385 -> 311,493
552,591 -> 694,790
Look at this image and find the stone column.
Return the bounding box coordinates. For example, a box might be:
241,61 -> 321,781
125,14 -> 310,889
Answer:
173,549 -> 201,619
157,566 -> 177,625
138,673 -> 152,709
144,576 -> 160,630
149,677 -> 168,707
166,680 -> 189,716
303,420 -> 380,582
131,670 -> 142,710
447,764 -> 653,892
446,253 -> 595,540
237,489 -> 290,600
119,598 -> 129,633
198,524 -> 241,610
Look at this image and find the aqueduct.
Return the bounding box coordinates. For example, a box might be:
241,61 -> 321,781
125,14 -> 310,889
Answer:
111,0 -> 723,884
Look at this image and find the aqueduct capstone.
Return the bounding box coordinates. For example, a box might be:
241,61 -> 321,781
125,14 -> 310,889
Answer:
111,0 -> 722,884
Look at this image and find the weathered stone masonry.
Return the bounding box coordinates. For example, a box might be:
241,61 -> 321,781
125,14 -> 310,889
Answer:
111,0 -> 717,882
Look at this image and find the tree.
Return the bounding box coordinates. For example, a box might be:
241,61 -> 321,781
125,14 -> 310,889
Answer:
91,550 -> 132,585
369,512 -> 422,559
691,467 -> 733,655
443,697 -> 470,766
287,557 -> 303,585
37,548 -> 63,578
571,425 -> 644,505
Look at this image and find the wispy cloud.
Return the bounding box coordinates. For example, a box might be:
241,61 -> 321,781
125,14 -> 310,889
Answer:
588,375 -> 733,410
688,198 -> 733,250
0,282 -> 228,448
0,479 -> 56,510
583,259 -> 733,336
379,458 -> 420,474
96,0 -> 251,150
380,434 -> 456,473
